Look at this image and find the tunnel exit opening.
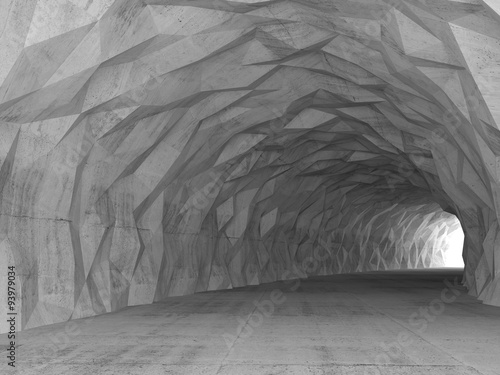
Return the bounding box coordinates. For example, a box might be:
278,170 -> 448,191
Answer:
441,217 -> 465,268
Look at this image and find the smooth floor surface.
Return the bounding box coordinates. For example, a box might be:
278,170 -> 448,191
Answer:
2,269 -> 500,375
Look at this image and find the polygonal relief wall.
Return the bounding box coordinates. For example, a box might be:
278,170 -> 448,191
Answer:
0,0 -> 500,332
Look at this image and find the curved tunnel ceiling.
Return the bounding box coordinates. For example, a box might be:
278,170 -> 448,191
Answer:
0,0 -> 500,330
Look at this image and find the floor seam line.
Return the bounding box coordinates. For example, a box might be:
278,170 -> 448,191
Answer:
214,290 -> 266,374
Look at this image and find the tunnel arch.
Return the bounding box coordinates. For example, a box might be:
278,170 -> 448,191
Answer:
0,0 -> 499,331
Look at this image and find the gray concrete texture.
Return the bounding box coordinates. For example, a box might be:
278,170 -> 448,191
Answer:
1,269 -> 499,375
1,0 -> 500,334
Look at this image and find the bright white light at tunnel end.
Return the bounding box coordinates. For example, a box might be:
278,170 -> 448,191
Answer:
443,223 -> 465,268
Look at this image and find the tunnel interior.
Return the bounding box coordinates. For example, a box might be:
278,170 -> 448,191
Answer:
0,0 -> 500,333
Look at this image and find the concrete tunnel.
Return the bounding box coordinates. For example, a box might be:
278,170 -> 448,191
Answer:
0,2 -> 500,371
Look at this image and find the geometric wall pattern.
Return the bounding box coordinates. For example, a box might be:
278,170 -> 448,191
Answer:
0,0 -> 500,332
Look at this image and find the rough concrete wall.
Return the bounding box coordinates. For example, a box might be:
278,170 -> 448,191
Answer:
0,0 -> 499,331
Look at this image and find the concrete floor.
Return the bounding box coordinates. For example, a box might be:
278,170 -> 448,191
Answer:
2,269 -> 500,375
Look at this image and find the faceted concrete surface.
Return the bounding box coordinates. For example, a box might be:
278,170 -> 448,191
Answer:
2,0 -> 500,333
2,269 -> 499,375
